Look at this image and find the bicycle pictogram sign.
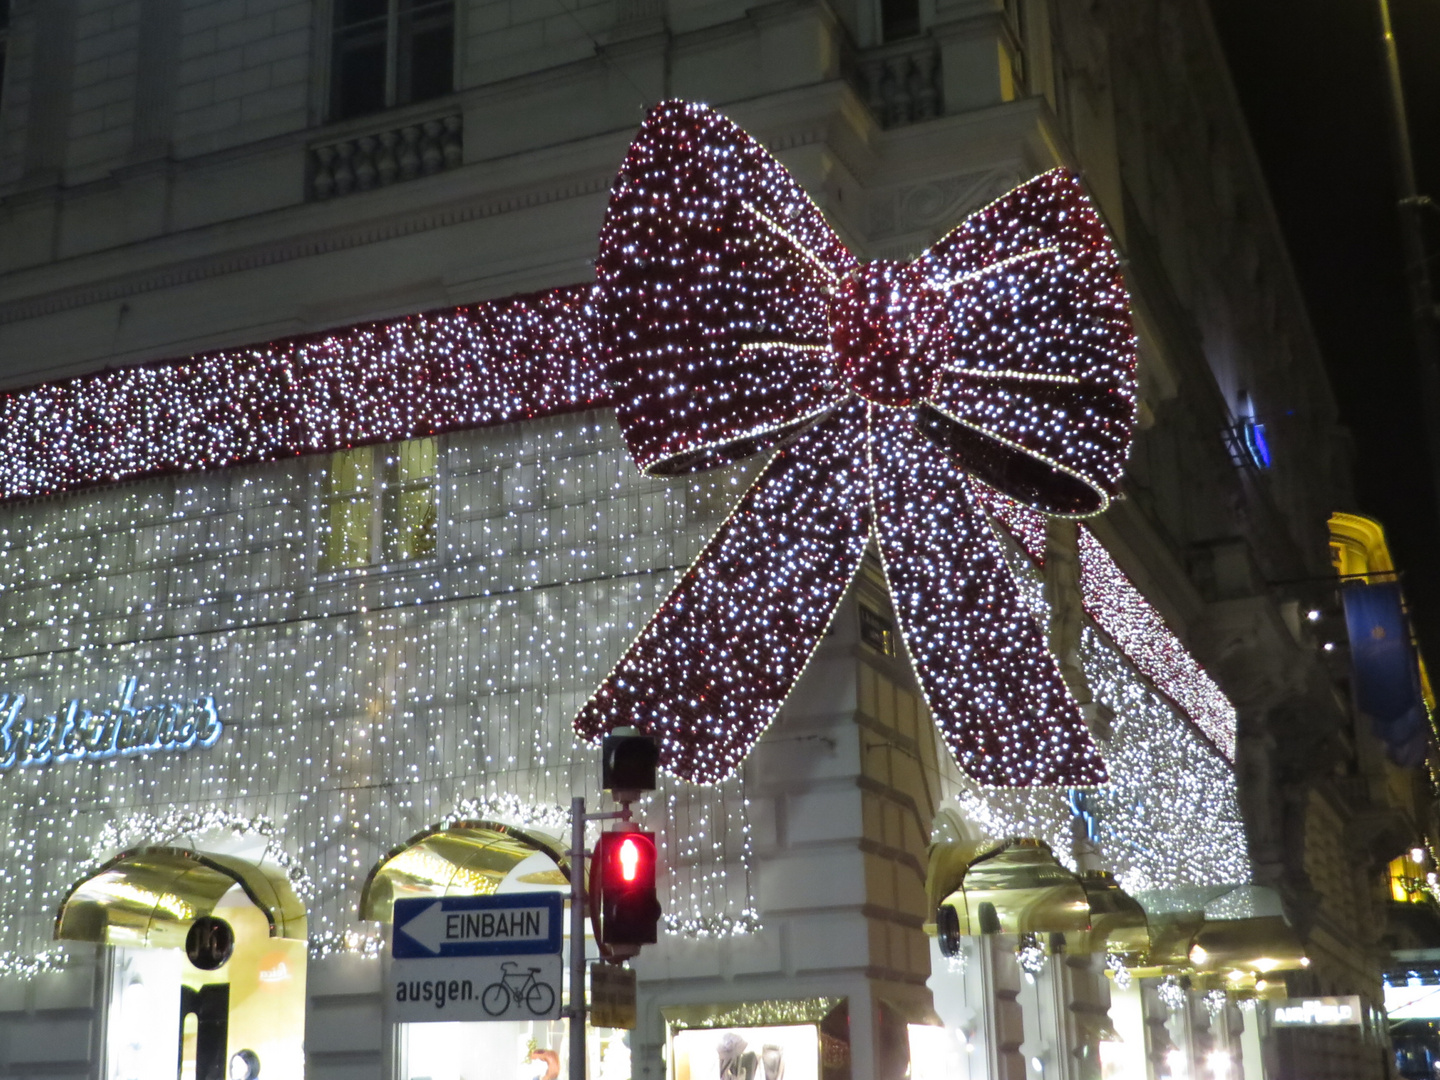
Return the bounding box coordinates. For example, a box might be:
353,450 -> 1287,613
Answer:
482,961 -> 558,1016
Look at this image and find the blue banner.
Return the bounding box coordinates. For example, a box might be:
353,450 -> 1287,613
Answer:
1342,582 -> 1428,766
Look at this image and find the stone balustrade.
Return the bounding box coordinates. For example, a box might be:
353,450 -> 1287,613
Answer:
308,113 -> 463,201
849,37 -> 943,129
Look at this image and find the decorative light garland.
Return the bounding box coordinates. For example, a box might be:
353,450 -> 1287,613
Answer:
448,794 -> 572,835
0,101 -> 1137,790
0,948 -> 69,979
1106,951 -> 1132,990
96,807 -> 315,900
1157,975 -> 1188,1011
308,929 -> 384,960
1016,933 -> 1047,977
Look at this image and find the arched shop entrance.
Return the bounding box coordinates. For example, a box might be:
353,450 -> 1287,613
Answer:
360,820 -> 571,921
55,845 -> 308,1080
363,819 -> 629,1080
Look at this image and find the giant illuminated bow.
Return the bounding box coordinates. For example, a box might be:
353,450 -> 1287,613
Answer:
574,102 -> 1137,787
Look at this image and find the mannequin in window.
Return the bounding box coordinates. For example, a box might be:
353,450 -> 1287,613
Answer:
715,1032 -> 758,1080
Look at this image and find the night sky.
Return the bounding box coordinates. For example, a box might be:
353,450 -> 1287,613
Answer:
1208,0 -> 1440,648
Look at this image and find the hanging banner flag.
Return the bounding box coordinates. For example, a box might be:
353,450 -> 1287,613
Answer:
1342,582 -> 1428,766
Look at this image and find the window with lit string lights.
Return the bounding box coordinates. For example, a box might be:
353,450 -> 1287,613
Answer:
318,438 -> 439,573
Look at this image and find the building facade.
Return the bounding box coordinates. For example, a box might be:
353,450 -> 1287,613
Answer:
0,1 -> 1423,1079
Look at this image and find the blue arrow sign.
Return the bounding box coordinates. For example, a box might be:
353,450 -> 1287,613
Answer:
392,894 -> 564,960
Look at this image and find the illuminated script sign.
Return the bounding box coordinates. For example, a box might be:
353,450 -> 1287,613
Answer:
1271,996 -> 1363,1027
0,677 -> 222,770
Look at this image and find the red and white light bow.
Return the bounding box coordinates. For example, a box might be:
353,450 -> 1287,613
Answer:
574,102 -> 1138,787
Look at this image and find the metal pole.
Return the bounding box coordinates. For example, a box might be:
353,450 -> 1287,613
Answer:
1376,0 -> 1440,516
569,796 -> 587,1080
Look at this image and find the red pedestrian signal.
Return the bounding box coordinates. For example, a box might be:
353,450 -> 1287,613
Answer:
591,830 -> 661,950
618,836 -> 641,882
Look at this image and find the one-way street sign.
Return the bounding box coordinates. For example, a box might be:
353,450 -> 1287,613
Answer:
389,893 -> 565,1023
392,893 -> 563,959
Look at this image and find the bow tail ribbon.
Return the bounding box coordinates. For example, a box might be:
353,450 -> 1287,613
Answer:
576,401 -> 1106,787
573,400 -> 872,783
868,408 -> 1107,787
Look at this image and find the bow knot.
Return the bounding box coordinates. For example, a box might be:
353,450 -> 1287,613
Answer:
576,102 -> 1137,788
829,260 -> 946,408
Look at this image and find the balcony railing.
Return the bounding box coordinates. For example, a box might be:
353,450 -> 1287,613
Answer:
846,36 -> 942,129
308,112 -> 463,201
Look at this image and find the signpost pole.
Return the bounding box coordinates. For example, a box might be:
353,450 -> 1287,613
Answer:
569,795 -> 586,1080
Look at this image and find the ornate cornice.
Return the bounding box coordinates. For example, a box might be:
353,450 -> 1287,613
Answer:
0,170 -> 615,327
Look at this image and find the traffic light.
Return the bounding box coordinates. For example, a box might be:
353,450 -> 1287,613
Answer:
590,829 -> 661,950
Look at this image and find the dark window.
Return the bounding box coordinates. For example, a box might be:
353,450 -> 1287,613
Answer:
331,0 -> 454,122
880,0 -> 920,42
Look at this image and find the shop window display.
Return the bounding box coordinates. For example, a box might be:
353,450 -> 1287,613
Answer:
671,1026 -> 820,1080
104,887 -> 306,1080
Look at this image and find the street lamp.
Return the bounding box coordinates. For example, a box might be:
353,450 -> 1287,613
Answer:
1374,0 -> 1440,517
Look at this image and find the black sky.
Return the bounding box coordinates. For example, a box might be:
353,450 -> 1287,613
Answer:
1208,0 -> 1440,648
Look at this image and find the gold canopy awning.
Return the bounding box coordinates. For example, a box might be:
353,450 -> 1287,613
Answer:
55,846 -> 307,948
1069,870 -> 1150,956
936,838 -> 1092,937
928,838 -> 1150,956
359,819 -> 570,922
1122,886 -> 1309,989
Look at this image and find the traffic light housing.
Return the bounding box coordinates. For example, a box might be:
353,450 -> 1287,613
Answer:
590,830 -> 661,950
601,729 -> 658,800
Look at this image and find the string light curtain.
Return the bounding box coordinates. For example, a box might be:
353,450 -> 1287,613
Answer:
0,415 -> 758,972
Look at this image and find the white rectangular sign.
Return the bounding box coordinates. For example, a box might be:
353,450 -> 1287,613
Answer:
389,894 -> 565,1023
390,954 -> 563,1023
1271,995 -> 1363,1027
392,895 -> 562,959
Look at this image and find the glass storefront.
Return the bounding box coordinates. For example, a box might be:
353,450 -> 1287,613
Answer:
99,884 -> 307,1080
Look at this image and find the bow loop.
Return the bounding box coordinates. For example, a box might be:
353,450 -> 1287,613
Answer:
597,102 -> 857,476
908,171 -> 1137,515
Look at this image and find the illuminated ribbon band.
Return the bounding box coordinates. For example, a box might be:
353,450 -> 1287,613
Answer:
0,102 -> 1137,788
576,103 -> 1136,786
